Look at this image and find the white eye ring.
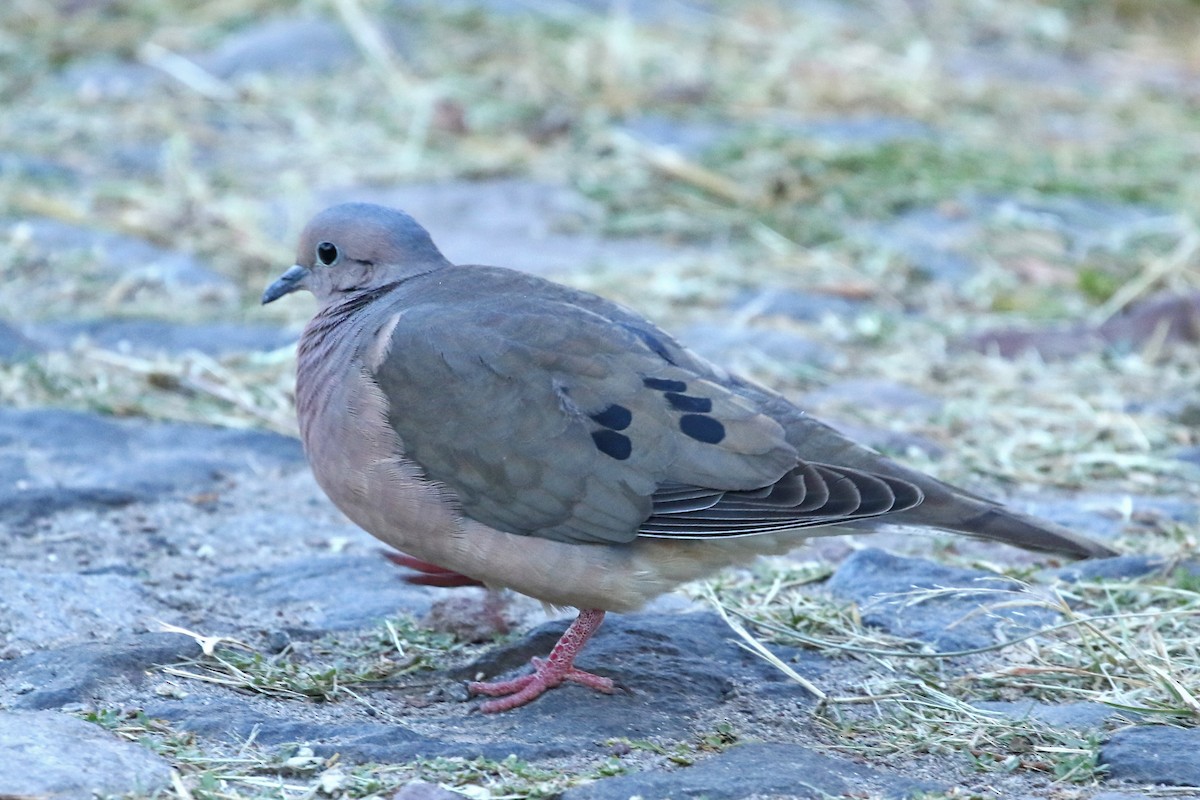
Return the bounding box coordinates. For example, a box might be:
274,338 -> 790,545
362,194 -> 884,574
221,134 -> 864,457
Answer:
316,241 -> 340,266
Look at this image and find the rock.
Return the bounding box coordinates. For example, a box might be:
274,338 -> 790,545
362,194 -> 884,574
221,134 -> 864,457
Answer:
4,216 -> 236,303
0,710 -> 173,798
730,287 -> 869,322
27,319 -> 295,356
827,548 -> 1059,651
0,633 -> 201,710
393,780 -> 463,800
680,323 -> 838,372
1015,493 -> 1194,542
61,59 -> 163,101
561,742 -> 940,799
966,291 -> 1200,361
1099,726 -> 1200,786
1053,554 -> 1166,583
314,180 -> 687,276
212,554 -> 438,635
0,568 -> 157,655
0,319 -> 43,361
974,700 -> 1129,731
195,16 -> 359,79
150,612 -> 826,764
801,378 -> 944,416
780,116 -> 935,146
0,152 -> 77,184
618,115 -> 736,156
859,206 -> 982,283
0,408 -> 303,526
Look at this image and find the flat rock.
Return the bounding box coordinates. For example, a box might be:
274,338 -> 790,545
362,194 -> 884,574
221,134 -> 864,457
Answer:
1099,725 -> 1200,786
5,215 -> 236,298
561,741 -> 940,799
801,378 -> 944,416
0,633 -> 201,711
0,408 -> 303,525
731,287 -> 870,322
0,710 -> 173,799
0,318 -> 42,361
966,290 -> 1200,361
213,554 -> 438,635
149,612 -> 825,764
195,16 -> 359,79
26,318 -> 295,356
680,323 -> 839,372
974,700 -> 1129,731
858,205 -> 982,282
316,180 -> 688,276
0,568 -> 158,656
826,548 -> 1059,651
1053,554 -> 1166,583
1016,493 -> 1195,542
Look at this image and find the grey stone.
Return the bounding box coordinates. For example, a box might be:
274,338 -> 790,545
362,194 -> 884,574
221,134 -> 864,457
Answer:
859,206 -> 982,283
1054,554 -> 1166,583
394,780 -> 464,800
0,710 -> 172,798
561,742 -> 940,799
780,116 -> 935,146
0,319 -> 42,361
60,58 -> 163,101
0,568 -> 157,655
966,290 -> 1200,361
1016,493 -> 1196,542
619,115 -> 735,156
196,16 -> 359,79
0,408 -> 303,525
827,548 -> 1059,651
974,700 -> 1128,731
27,318 -> 295,356
213,554 -> 438,634
817,418 -> 946,461
405,0 -> 714,23
680,323 -> 838,372
314,180 -> 688,276
1100,725 -> 1200,786
0,152 -> 78,184
151,613 -> 824,764
731,287 -> 869,322
0,633 -> 201,710
4,216 -> 236,296
983,195 -> 1176,259
801,378 -> 944,416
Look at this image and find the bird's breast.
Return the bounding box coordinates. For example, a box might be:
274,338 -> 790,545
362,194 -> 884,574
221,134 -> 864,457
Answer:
295,313 -> 463,559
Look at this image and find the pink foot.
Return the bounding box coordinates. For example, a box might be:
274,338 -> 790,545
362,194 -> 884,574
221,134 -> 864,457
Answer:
468,608 -> 613,713
381,549 -> 485,588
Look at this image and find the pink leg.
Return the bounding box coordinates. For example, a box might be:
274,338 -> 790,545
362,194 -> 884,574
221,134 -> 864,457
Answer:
382,549 -> 485,588
468,608 -> 614,713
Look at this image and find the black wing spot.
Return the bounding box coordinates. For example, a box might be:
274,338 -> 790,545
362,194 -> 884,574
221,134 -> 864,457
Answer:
622,324 -> 678,365
590,403 -> 632,431
665,393 -> 713,413
592,430 -> 633,460
643,377 -> 687,393
679,414 -> 725,444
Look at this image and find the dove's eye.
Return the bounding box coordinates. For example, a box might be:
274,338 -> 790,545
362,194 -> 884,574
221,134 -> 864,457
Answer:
316,241 -> 340,266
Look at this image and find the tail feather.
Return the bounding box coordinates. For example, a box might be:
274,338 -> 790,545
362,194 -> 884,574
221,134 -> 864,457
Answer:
781,414 -> 1117,559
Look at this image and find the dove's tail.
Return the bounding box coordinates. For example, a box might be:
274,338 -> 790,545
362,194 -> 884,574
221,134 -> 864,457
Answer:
888,487 -> 1118,559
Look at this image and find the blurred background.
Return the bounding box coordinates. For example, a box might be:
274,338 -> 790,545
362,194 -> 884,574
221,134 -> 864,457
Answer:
1,0 -> 1197,499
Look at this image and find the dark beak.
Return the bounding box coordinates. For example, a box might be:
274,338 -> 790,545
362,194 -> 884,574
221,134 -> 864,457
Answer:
261,264 -> 310,304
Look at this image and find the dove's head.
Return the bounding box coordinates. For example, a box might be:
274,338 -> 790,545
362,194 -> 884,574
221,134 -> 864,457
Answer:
262,203 -> 449,305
